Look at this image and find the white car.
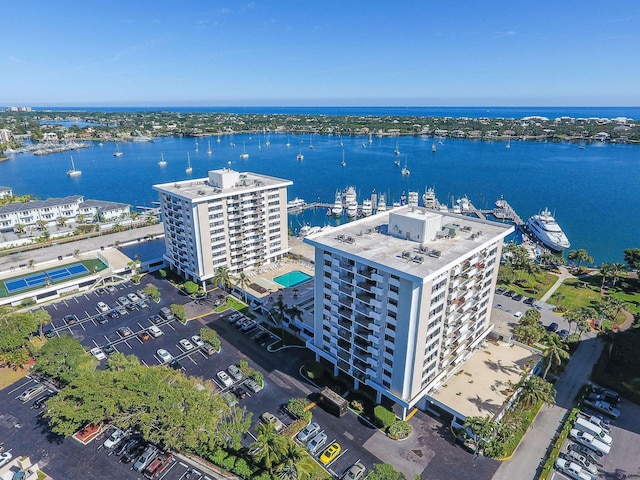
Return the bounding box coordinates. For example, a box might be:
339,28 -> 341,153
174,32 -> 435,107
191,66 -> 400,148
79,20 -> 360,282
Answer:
148,326 -> 163,337
97,301 -> 110,313
103,428 -> 125,448
90,347 -> 107,360
569,429 -> 611,455
127,293 -> 140,302
217,370 -> 234,387
190,335 -> 205,347
555,458 -> 596,480
179,339 -> 194,351
157,349 -> 173,363
0,452 -> 13,468
513,311 -> 522,319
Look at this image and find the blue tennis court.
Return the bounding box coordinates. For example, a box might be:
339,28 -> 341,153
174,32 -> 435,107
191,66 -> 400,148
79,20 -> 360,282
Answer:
4,263 -> 90,293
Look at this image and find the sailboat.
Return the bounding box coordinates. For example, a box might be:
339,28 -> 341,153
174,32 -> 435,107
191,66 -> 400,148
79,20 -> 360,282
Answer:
265,136 -> 270,147
394,135 -> 400,155
339,134 -> 344,147
158,153 -> 167,167
185,153 -> 193,174
113,144 -> 123,157
195,139 -> 199,152
401,158 -> 410,176
432,143 -> 437,153
369,133 -> 373,144
308,134 -> 314,149
207,141 -> 212,155
341,149 -> 346,168
216,136 -> 221,143
66,156 -> 82,177
258,139 -> 262,150
506,138 -> 511,149
286,137 -> 291,148
240,142 -> 249,159
297,141 -> 304,161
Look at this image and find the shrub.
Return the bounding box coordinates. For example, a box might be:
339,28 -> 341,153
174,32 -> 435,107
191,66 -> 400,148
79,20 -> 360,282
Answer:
220,453 -> 236,471
388,420 -> 411,440
209,448 -> 228,465
287,397 -> 311,418
170,304 -> 186,323
374,405 -> 396,428
159,269 -> 167,278
303,361 -> 324,380
131,274 -> 141,284
143,284 -> 160,302
200,328 -> 221,351
184,281 -> 199,295
282,418 -> 308,437
231,458 -> 254,479
249,370 -> 264,386
350,400 -> 364,414
21,297 -> 36,307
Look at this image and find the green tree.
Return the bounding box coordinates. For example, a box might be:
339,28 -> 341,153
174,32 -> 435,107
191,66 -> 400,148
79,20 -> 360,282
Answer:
520,308 -> 541,326
0,347 -> 31,369
34,335 -> 96,385
610,262 -> 626,286
517,375 -> 556,408
184,281 -> 199,295
199,327 -> 221,352
170,304 -> 186,323
497,265 -> 516,285
599,263 -> 615,290
567,249 -> 593,269
275,438 -> 315,480
549,291 -> 565,310
143,284 -> 160,302
0,306 -> 42,352
513,323 -> 545,346
271,295 -> 289,345
367,462 -> 407,480
623,248 -> 640,272
541,334 -> 570,380
251,422 -> 287,473
235,272 -> 250,302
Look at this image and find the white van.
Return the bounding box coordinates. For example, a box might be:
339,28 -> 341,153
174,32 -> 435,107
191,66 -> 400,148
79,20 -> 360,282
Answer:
574,418 -> 612,445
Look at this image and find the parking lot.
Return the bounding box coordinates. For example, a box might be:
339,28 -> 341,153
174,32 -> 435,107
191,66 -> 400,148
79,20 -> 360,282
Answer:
1,275 -> 509,479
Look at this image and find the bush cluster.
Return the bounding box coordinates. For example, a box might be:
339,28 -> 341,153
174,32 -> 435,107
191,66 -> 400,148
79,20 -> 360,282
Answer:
373,405 -> 396,428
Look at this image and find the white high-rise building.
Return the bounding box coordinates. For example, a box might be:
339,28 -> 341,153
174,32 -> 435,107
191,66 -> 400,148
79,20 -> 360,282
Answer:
153,169 -> 292,285
304,206 -> 513,418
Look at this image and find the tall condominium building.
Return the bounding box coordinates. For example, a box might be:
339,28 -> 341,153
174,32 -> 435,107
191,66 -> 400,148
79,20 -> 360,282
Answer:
304,206 -> 513,418
153,169 -> 292,285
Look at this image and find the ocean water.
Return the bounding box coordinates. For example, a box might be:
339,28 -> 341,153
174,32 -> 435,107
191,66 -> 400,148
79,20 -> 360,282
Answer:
2,132 -> 638,265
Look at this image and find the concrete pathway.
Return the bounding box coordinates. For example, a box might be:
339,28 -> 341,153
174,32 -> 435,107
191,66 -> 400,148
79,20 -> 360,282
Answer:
492,336 -> 604,480
539,266 -> 575,303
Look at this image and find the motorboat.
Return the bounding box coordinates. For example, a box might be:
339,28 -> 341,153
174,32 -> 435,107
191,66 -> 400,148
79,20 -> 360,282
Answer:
346,201 -> 358,218
297,141 -> 304,161
331,191 -> 343,217
113,144 -> 123,157
361,199 -> 373,216
287,198 -> 306,212
527,208 -> 571,252
343,186 -> 357,207
240,142 -> 249,159
158,153 -> 167,167
377,193 -> 387,212
422,187 -> 437,208
407,191 -> 419,207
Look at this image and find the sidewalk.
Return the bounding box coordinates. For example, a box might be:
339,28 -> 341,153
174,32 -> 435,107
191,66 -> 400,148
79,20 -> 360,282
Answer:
539,266 -> 575,303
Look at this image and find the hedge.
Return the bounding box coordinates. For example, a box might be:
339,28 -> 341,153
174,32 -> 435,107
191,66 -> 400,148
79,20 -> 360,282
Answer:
374,405 -> 396,428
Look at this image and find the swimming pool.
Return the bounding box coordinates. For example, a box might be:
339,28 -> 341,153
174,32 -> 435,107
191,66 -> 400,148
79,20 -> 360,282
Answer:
273,270 -> 313,288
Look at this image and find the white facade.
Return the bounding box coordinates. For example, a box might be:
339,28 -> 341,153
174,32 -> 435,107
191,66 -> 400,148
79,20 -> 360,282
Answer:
0,196 -> 130,231
0,129 -> 12,143
0,186 -> 13,198
304,206 -> 513,418
153,169 -> 292,284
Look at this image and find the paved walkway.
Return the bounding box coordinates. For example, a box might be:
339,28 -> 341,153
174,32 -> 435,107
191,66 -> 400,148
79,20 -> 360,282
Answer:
539,266 -> 575,303
492,335 -> 604,480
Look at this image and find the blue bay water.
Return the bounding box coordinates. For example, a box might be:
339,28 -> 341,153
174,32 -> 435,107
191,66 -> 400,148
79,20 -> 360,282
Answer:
2,132 -> 638,265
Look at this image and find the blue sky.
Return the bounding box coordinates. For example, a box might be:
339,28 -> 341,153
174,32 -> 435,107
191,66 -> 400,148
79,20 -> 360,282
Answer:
3,0 -> 639,106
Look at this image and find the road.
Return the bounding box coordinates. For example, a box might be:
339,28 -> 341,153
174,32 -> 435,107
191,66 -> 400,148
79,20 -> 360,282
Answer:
492,335 -> 604,480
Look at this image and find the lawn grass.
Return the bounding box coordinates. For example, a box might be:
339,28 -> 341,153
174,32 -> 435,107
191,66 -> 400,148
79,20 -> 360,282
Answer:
552,279 -> 602,311
213,295 -> 247,313
0,366 -> 29,389
499,270 -> 559,299
501,400 -> 544,458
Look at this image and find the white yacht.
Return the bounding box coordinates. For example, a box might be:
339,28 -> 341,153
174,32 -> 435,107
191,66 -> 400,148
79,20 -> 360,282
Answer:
407,191 -> 419,207
377,193 -> 387,212
346,201 -> 358,218
287,197 -> 306,212
422,187 -> 437,208
240,142 -> 249,159
332,190 -> 343,217
361,199 -> 373,216
343,186 -> 357,207
527,208 -> 571,252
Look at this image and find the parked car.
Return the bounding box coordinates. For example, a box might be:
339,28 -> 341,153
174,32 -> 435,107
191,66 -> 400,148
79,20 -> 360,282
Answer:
133,444 -> 158,472
90,347 -> 107,360
547,322 -> 559,332
127,293 -> 140,303
201,342 -> 217,355
512,293 -> 524,301
341,461 -> 367,480
96,314 -> 108,325
568,442 -> 604,460
122,443 -> 146,464
117,326 -> 133,337
296,422 -> 320,443
103,344 -> 116,355
115,305 -> 128,316
320,442 -> 341,465
168,359 -> 182,370
157,349 -> 173,363
573,418 -> 612,445
241,320 -> 257,332
107,310 -> 120,319
580,414 -> 610,433
149,314 -> 162,324
138,331 -> 152,342
260,412 -> 285,432
217,371 -> 234,388
179,339 -> 194,351
148,326 -> 163,338
230,386 -> 249,399
116,437 -> 141,456
44,329 -> 55,338
136,301 -> 148,309
228,364 -> 244,381
554,458 -> 595,480
524,296 -> 536,305
590,386 -> 621,404
244,378 -> 263,393
103,428 -> 126,449
97,301 -> 110,313
253,331 -> 269,342
117,296 -> 130,307
64,314 -> 78,324
19,384 -> 47,402
307,432 -> 328,454
565,450 -> 599,475
495,287 -> 507,295
559,329 -> 570,340
513,311 -> 522,319
143,452 -> 174,479
504,290 -> 516,297
190,335 -> 205,347
583,399 -> 620,419
136,289 -> 148,299
106,285 -> 117,293
0,452 -> 13,468
569,429 -> 610,455
32,391 -> 56,409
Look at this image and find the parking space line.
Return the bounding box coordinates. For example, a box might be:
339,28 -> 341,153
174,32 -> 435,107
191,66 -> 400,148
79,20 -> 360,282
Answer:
405,407 -> 419,421
329,448 -> 348,467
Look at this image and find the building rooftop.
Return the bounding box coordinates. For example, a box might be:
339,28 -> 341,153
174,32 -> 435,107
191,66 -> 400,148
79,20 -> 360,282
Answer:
152,168 -> 292,201
304,206 -> 513,282
430,337 -> 540,419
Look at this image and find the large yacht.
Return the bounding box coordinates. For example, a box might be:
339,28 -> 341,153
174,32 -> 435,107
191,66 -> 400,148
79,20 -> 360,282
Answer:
527,208 -> 571,252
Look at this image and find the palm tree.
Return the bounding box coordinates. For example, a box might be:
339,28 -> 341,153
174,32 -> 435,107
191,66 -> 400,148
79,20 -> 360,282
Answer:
271,294 -> 288,345
236,272 -> 250,303
251,422 -> 286,473
568,249 -> 593,269
276,438 -> 314,480
599,296 -> 627,324
463,415 -> 496,454
212,266 -> 234,294
610,263 -> 626,286
599,263 -> 615,290
549,291 -> 565,311
517,375 -> 556,408
542,334 -> 570,380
